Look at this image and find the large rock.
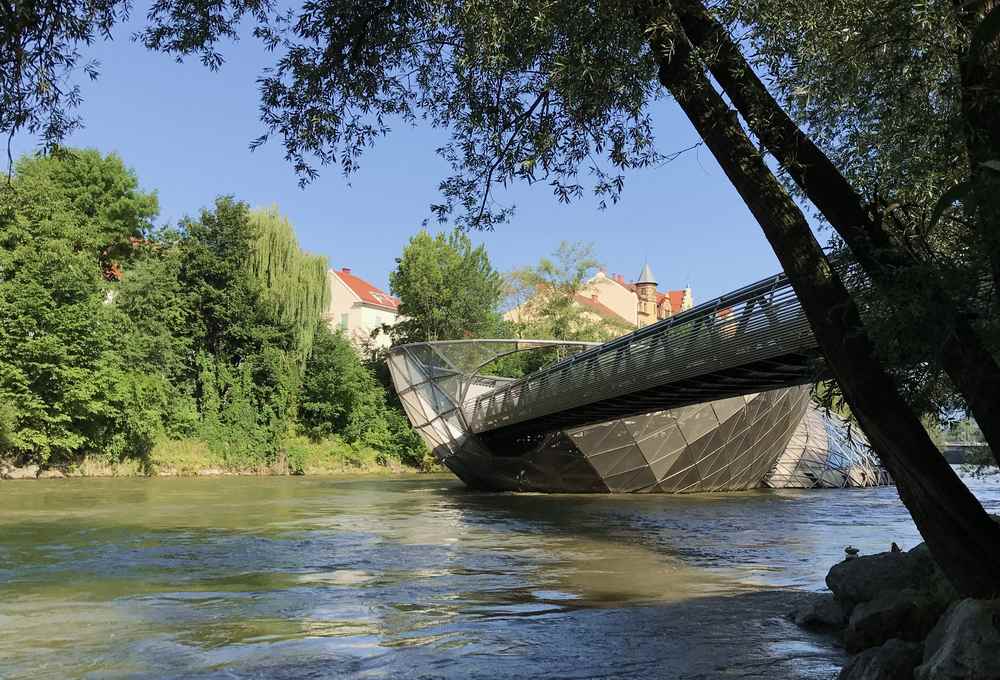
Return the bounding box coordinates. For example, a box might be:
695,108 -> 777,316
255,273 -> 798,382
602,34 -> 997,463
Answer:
792,593 -> 849,630
2,464 -> 40,480
845,589 -> 944,652
827,545 -> 951,609
915,599 -> 1000,680
37,468 -> 64,479
839,639 -> 923,680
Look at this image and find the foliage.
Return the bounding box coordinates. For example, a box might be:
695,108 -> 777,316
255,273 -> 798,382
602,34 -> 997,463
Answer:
299,323 -> 428,468
713,0 -> 1000,426
4,2 -> 671,223
389,229 -> 504,342
282,434 -> 427,476
246,206 -> 329,364
0,150 -> 158,465
507,241 -> 632,342
0,2 -> 123,161
0,149 -> 418,474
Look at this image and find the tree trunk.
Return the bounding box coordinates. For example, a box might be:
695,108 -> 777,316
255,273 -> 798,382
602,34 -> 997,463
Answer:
646,6 -> 1000,598
672,0 -> 1000,466
952,0 -> 1000,297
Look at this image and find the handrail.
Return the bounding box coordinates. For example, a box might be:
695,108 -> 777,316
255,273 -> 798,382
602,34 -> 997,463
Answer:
465,269 -> 818,432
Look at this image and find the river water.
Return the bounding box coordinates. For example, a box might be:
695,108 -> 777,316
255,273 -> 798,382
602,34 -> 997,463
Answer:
1,473 -> 998,680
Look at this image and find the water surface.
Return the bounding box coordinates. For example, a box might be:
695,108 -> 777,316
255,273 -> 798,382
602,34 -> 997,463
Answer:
1,473 -> 997,679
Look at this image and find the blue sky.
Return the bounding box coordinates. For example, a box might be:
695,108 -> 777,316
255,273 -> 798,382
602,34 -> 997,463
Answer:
10,10 -> 809,302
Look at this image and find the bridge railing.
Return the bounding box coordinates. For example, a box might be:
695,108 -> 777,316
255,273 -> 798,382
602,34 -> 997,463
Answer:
466,271 -> 820,432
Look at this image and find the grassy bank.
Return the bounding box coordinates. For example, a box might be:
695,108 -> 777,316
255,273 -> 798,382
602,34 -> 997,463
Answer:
2,436 -> 436,479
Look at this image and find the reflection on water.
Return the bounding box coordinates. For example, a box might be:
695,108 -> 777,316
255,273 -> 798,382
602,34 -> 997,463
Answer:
1,473 -> 997,679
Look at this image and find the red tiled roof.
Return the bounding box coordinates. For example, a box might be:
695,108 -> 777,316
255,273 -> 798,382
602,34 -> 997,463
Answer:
334,267 -> 400,311
574,293 -> 634,325
666,290 -> 686,312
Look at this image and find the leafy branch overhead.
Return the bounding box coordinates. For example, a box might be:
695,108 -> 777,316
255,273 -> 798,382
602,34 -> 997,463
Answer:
5,1 -> 679,226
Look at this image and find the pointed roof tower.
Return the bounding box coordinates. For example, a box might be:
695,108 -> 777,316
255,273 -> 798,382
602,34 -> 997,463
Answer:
637,263 -> 657,285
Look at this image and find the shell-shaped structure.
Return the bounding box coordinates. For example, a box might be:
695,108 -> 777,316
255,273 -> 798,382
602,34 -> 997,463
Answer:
387,340 -> 891,493
763,405 -> 892,488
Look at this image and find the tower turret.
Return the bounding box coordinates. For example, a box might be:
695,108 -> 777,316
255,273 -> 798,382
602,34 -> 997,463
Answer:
635,263 -> 658,327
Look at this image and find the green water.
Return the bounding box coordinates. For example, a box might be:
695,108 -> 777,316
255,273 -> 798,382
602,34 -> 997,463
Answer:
1,474 -> 997,679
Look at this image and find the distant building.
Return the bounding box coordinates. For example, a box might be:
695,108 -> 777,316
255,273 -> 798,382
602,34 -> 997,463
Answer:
587,264 -> 693,327
324,267 -> 402,349
506,263 -> 693,333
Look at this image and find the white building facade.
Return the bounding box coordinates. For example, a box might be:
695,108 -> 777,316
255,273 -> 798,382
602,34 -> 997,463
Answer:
323,267 -> 402,349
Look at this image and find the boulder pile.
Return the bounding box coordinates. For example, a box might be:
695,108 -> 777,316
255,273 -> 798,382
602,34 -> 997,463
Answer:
792,544 -> 1000,680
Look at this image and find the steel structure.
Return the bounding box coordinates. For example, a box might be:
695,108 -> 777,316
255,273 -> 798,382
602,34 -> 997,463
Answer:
467,271 -> 819,437
386,268 -> 891,494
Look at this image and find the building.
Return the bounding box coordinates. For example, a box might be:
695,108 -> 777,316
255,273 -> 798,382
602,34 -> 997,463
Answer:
586,264 -> 694,327
323,267 -> 402,349
506,263 -> 693,332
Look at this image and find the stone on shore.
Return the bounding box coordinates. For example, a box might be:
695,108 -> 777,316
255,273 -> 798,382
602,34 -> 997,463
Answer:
826,545 -> 947,609
838,638 -> 923,680
792,593 -> 848,629
915,599 -> 1000,680
36,468 -> 65,479
1,464 -> 40,479
845,589 -> 944,652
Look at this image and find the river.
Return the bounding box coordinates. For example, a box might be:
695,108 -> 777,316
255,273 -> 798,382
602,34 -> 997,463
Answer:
1,473 -> 998,679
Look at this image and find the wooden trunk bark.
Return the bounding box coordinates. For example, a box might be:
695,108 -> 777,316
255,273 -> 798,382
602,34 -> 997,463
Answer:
952,0 -> 1000,296
647,7 -> 1000,598
673,0 -> 1000,466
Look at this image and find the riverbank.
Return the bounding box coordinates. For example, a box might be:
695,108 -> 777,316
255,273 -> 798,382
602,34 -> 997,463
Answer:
0,435 -> 433,479
791,525 -> 1000,679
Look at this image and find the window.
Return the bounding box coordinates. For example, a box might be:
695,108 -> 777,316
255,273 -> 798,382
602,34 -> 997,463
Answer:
340,313 -> 349,330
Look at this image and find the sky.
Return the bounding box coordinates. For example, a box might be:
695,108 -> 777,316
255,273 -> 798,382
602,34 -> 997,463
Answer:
11,10 -> 800,303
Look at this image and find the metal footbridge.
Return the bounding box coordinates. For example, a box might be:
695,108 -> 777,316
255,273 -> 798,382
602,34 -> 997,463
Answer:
385,267 -> 896,494
463,269 -> 822,437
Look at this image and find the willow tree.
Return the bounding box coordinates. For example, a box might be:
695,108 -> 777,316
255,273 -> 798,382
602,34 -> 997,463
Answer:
247,206 -> 329,364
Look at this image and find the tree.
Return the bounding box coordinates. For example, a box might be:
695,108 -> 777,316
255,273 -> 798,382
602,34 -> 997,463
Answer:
0,150 -> 159,465
175,197 -> 311,465
508,241 -> 632,342
299,323 -> 427,466
246,206 -> 329,364
676,0 -> 1000,466
645,3 -> 1000,596
389,229 -> 504,342
299,323 -> 390,443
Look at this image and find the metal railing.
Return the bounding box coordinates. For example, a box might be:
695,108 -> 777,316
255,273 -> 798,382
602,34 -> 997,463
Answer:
466,271 -> 819,432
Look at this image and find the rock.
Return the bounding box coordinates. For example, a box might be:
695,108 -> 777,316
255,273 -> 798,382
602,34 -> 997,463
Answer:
845,589 -> 945,652
827,545 -> 946,608
2,464 -> 40,480
915,599 -> 1000,680
36,468 -> 64,479
197,468 -> 225,476
793,593 -> 849,630
839,639 -> 923,680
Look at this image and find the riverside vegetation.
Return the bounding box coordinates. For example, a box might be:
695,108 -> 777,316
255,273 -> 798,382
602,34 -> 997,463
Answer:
0,150 -> 637,480
0,150 -> 428,478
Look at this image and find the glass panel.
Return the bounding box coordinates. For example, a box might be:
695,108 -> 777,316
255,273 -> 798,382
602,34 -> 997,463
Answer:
677,403 -> 720,444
